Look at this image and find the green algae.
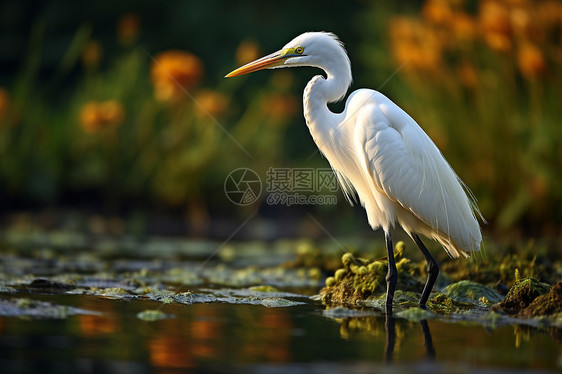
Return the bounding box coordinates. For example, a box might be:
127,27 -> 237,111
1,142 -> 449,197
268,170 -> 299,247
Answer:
325,276 -> 336,287
145,289 -> 175,303
0,219 -> 561,335
283,241 -> 342,273
136,309 -> 173,321
315,243 -> 562,328
0,297 -> 96,319
260,297 -> 303,308
442,280 -> 503,305
249,285 -> 280,293
16,298 -> 33,309
153,289 -> 308,308
393,290 -> 423,307
308,267 -> 323,280
323,306 -> 379,319
440,241 -> 557,287
90,287 -> 131,298
395,306 -> 438,321
427,293 -> 474,314
334,268 -> 347,282
174,291 -> 217,305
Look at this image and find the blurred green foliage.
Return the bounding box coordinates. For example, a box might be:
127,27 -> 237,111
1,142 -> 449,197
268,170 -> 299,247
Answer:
0,0 -> 560,235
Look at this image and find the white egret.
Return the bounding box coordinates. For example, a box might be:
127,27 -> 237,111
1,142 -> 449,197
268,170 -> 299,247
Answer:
226,32 -> 483,313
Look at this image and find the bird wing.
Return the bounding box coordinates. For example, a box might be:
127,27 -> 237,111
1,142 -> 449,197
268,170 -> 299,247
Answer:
356,93 -> 481,256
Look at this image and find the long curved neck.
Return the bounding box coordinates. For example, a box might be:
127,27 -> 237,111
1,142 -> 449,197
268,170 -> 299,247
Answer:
303,60 -> 352,142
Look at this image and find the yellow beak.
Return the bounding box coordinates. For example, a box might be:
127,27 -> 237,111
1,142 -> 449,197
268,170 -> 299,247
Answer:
225,50 -> 287,78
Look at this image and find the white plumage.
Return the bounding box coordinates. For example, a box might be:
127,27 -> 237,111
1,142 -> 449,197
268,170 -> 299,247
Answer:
226,31 -> 484,312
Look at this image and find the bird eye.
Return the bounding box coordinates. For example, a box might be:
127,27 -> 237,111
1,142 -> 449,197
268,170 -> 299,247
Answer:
295,46 -> 304,54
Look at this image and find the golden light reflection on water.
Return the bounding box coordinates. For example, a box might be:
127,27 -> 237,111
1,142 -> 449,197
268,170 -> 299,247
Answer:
141,304 -> 295,369
149,334 -> 194,369
0,297 -> 559,370
78,300 -> 119,337
189,305 -> 221,360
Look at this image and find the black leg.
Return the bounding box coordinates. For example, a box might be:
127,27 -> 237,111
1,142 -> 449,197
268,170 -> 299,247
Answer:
384,314 -> 396,363
420,319 -> 436,359
413,234 -> 439,308
385,231 -> 397,315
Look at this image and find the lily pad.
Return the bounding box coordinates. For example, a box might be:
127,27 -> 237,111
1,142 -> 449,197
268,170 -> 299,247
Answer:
0,297 -> 97,319
136,309 -> 174,321
260,297 -> 305,308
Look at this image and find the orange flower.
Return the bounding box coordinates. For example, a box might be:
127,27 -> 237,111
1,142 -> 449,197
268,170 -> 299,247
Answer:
452,12 -> 477,42
484,32 -> 512,52
423,0 -> 454,26
0,88 -> 10,122
117,13 -> 140,46
82,40 -> 102,70
80,100 -> 125,133
509,4 -> 544,43
236,40 -> 261,66
194,90 -> 229,118
517,43 -> 547,80
480,0 -> 512,52
151,50 -> 203,103
537,0 -> 562,30
389,17 -> 442,72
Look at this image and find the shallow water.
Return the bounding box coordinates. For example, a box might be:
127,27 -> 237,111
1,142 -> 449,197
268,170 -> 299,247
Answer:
0,292 -> 560,373
0,229 -> 560,373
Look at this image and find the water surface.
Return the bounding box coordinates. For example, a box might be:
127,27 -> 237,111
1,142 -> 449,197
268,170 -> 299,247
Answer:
0,293 -> 559,373
0,232 -> 560,373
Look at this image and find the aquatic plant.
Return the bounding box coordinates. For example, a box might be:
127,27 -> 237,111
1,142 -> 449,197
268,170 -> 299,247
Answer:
319,245 -> 424,307
498,276 -> 552,314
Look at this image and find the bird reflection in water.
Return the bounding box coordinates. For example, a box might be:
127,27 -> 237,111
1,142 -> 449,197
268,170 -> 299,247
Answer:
385,315 -> 435,363
338,315 -> 435,362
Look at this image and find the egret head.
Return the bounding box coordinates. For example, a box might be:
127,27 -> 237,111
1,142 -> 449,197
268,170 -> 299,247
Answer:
225,32 -> 350,78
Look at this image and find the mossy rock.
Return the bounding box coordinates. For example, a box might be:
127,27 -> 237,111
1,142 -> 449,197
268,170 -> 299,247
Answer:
517,281 -> 561,318
442,280 -> 503,305
319,250 -> 423,308
498,277 -> 551,314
